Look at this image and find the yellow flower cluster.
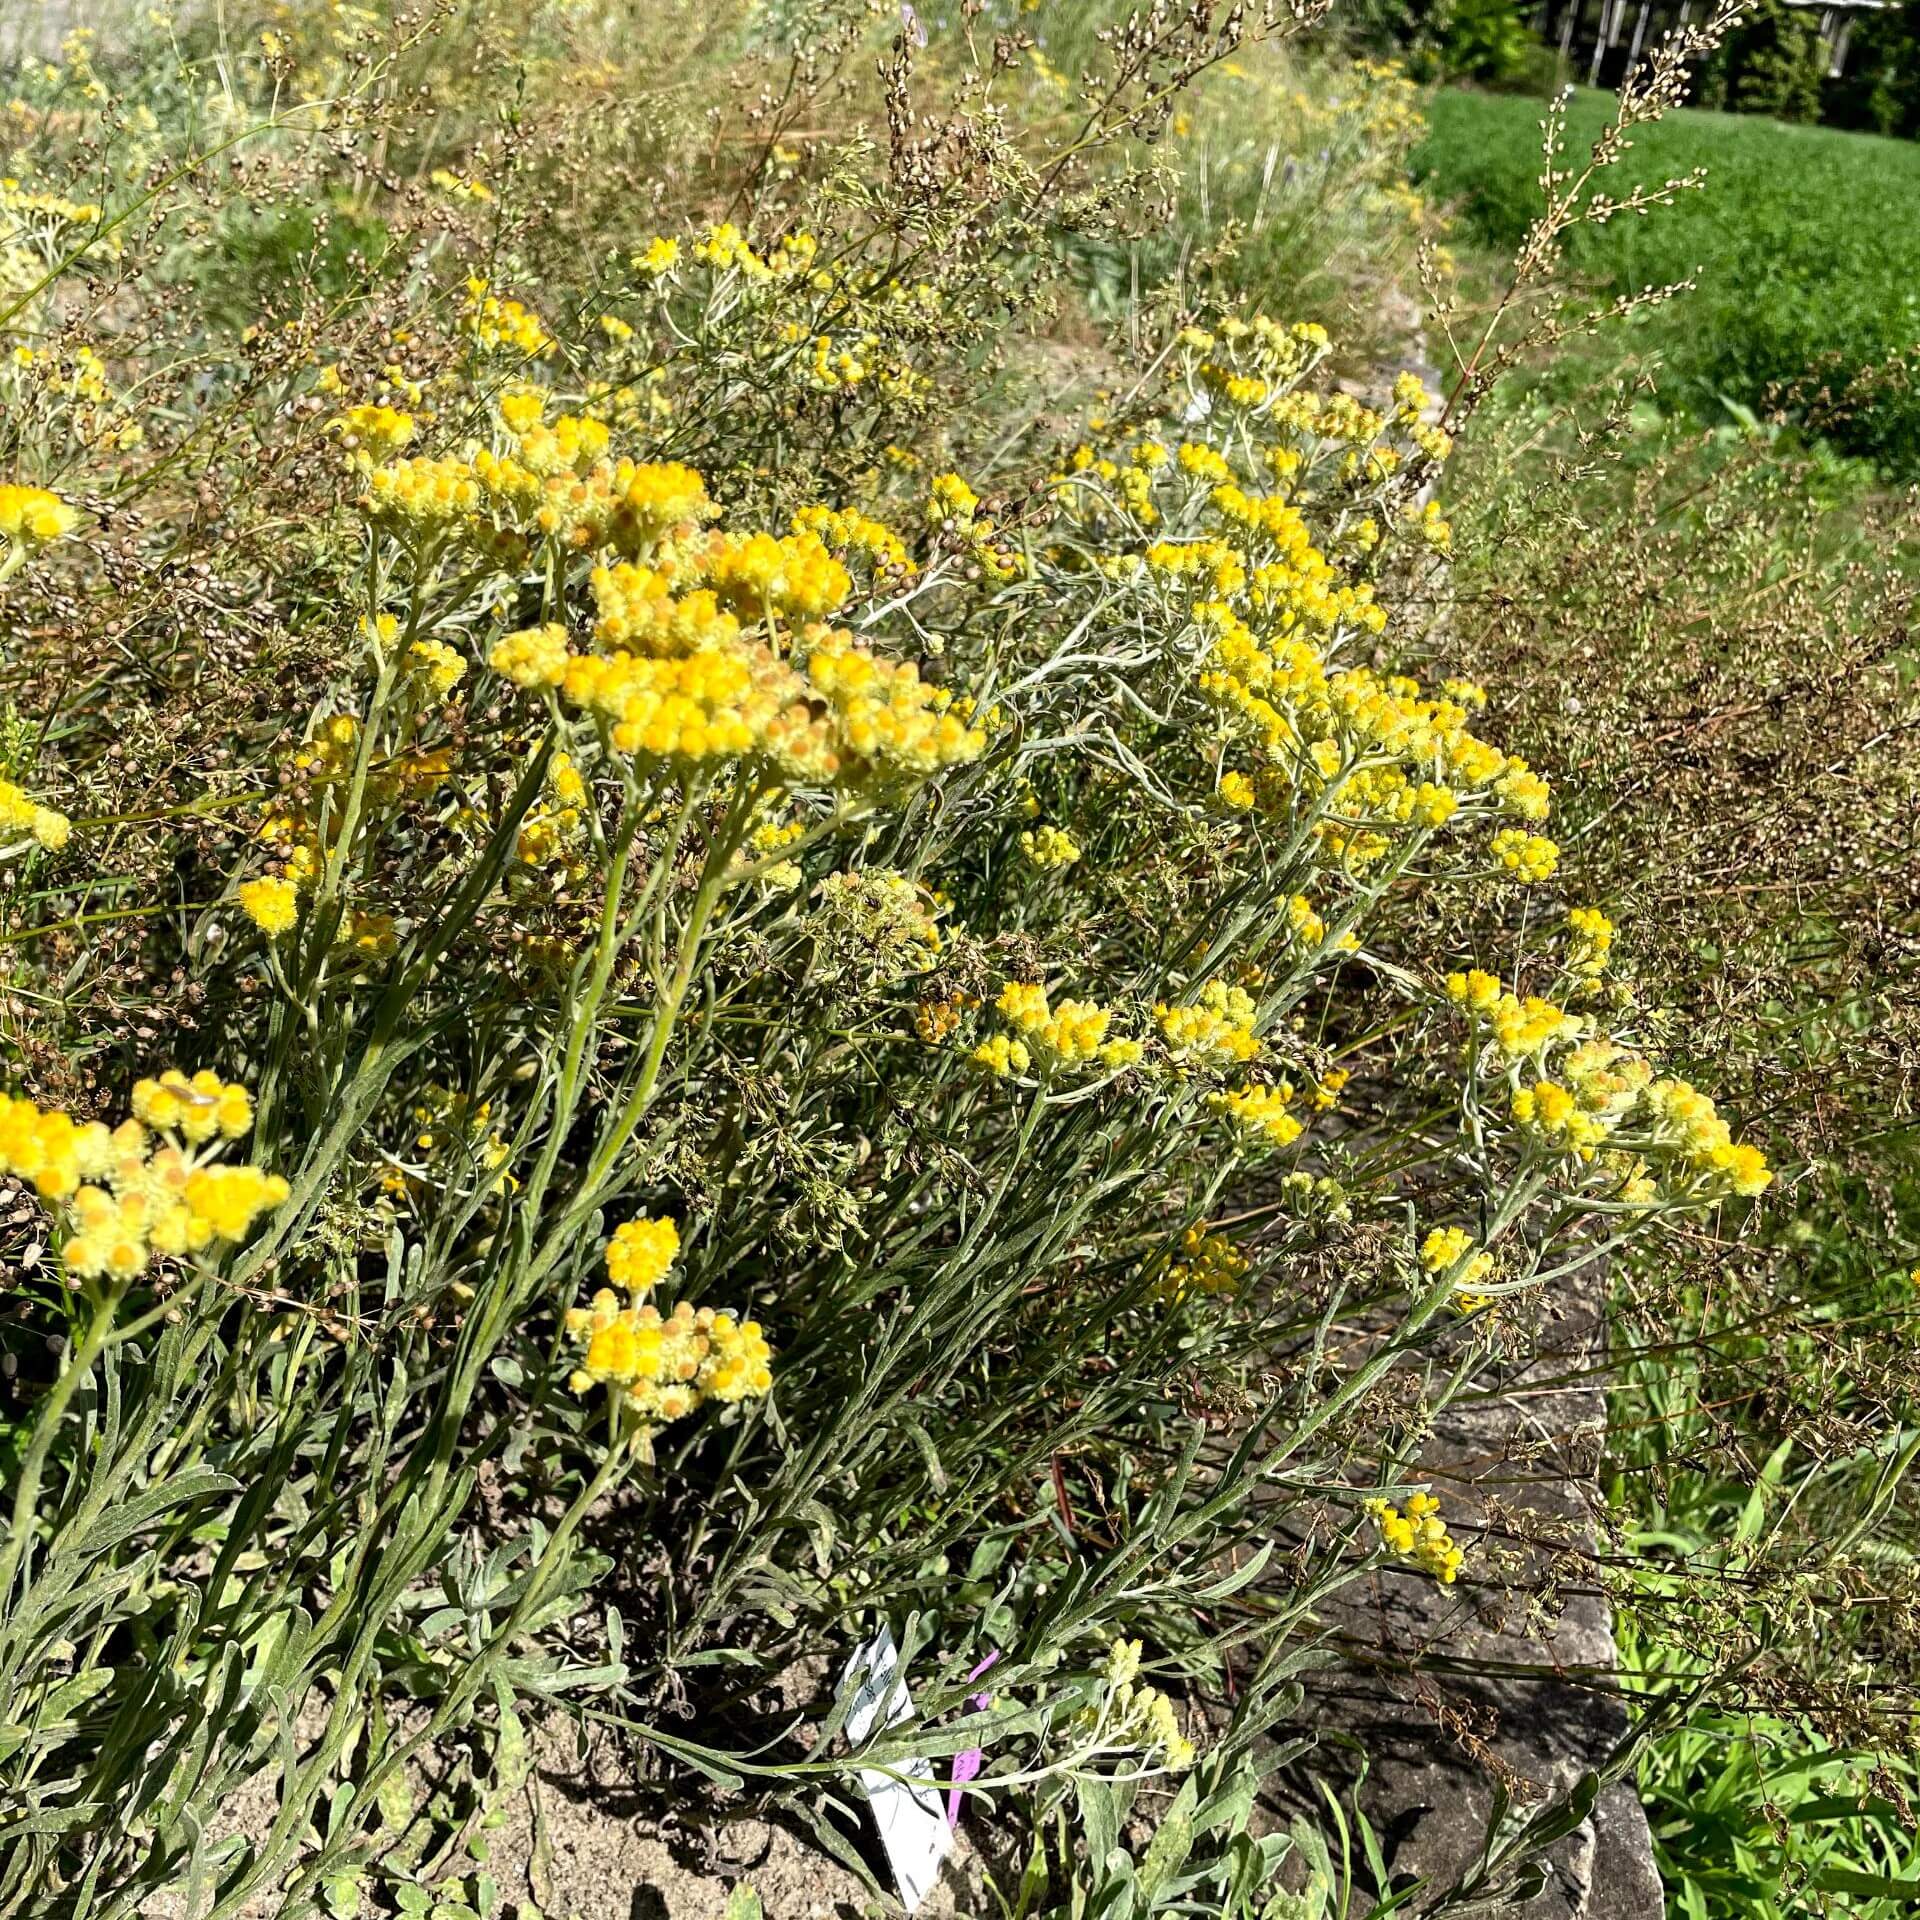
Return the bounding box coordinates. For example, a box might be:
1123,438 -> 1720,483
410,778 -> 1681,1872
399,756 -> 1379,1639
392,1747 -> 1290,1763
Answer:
1157,1225 -> 1248,1303
526,617 -> 980,789
1367,1491 -> 1463,1584
1207,1080 -> 1302,1150
1310,1066 -> 1350,1111
367,439 -> 978,794
365,439 -> 716,560
132,1069 -> 254,1140
986,979 -> 1138,1072
1155,980 -> 1261,1066
1443,940 -> 1758,1182
695,529 -> 851,621
516,751 -> 587,869
565,1216 -> 772,1428
689,222 -> 767,275
464,278 -> 554,358
742,817 -> 806,889
490,623 -> 572,689
1445,970 -> 1584,1060
603,459 -> 714,553
792,503 -> 914,577
1567,905 -> 1616,979
1419,1224 -> 1494,1290
1494,757 -> 1552,822
236,715 -> 359,928
686,221 -> 815,278
0,176 -> 103,237
1405,497 -> 1451,550
803,632 -> 987,783
0,1071 -> 286,1280
1490,827 -> 1560,883
344,911 -> 396,959
237,876 -> 301,936
605,1213 -> 680,1296
515,412 -> 612,478
328,404 -> 415,461
970,1033 -> 1032,1078
1642,1079 -> 1772,1198
1445,968 -> 1769,1201
570,1214 -> 771,1401
591,563 -> 741,656
13,340 -> 143,453
1511,1079 -> 1611,1159
1019,824 -> 1081,870
561,644 -> 804,765
1048,339 -> 1575,897
567,1295 -> 775,1425
1184,320 -> 1358,440
429,169 -> 494,202
364,455 -> 483,526
0,481 -> 78,550
927,472 -> 977,528
1186,597 -> 1543,876
236,714 -> 448,937
1144,536 -> 1245,595
406,637 -> 467,698
913,990 -> 969,1044
1057,439 -> 1168,529
0,778 -> 70,851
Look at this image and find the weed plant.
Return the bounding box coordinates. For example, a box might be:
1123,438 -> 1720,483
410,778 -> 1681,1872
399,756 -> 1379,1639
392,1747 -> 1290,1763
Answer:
1414,84 -> 1920,475
1425,127 -> 1920,1920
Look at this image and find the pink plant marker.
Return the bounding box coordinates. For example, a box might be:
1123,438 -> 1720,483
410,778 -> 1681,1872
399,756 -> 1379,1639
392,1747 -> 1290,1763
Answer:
947,1651 -> 1000,1828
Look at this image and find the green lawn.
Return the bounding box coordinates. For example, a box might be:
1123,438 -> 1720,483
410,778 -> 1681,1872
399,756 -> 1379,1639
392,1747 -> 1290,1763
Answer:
1413,87 -> 1920,473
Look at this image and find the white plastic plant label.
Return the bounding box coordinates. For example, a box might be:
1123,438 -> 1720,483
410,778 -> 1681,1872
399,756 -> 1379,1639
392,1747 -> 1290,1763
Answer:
841,1626 -> 952,1911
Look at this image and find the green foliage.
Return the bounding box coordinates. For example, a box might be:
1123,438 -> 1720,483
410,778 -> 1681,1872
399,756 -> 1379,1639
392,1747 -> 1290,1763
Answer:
1605,1177 -> 1920,1920
1617,1606 -> 1920,1917
1696,0 -> 1830,121
1415,86 -> 1920,474
1439,350 -> 1920,1920
192,198 -> 393,330
1825,3 -> 1920,137
1435,0 -> 1550,88
1117,57 -> 1436,345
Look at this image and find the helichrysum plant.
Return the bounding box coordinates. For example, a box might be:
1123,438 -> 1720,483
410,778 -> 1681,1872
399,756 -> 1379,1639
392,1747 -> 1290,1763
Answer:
0,5 -> 1780,1913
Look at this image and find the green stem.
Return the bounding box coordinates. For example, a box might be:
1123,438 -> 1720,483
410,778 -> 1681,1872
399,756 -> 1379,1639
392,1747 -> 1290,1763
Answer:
0,1275 -> 132,1640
